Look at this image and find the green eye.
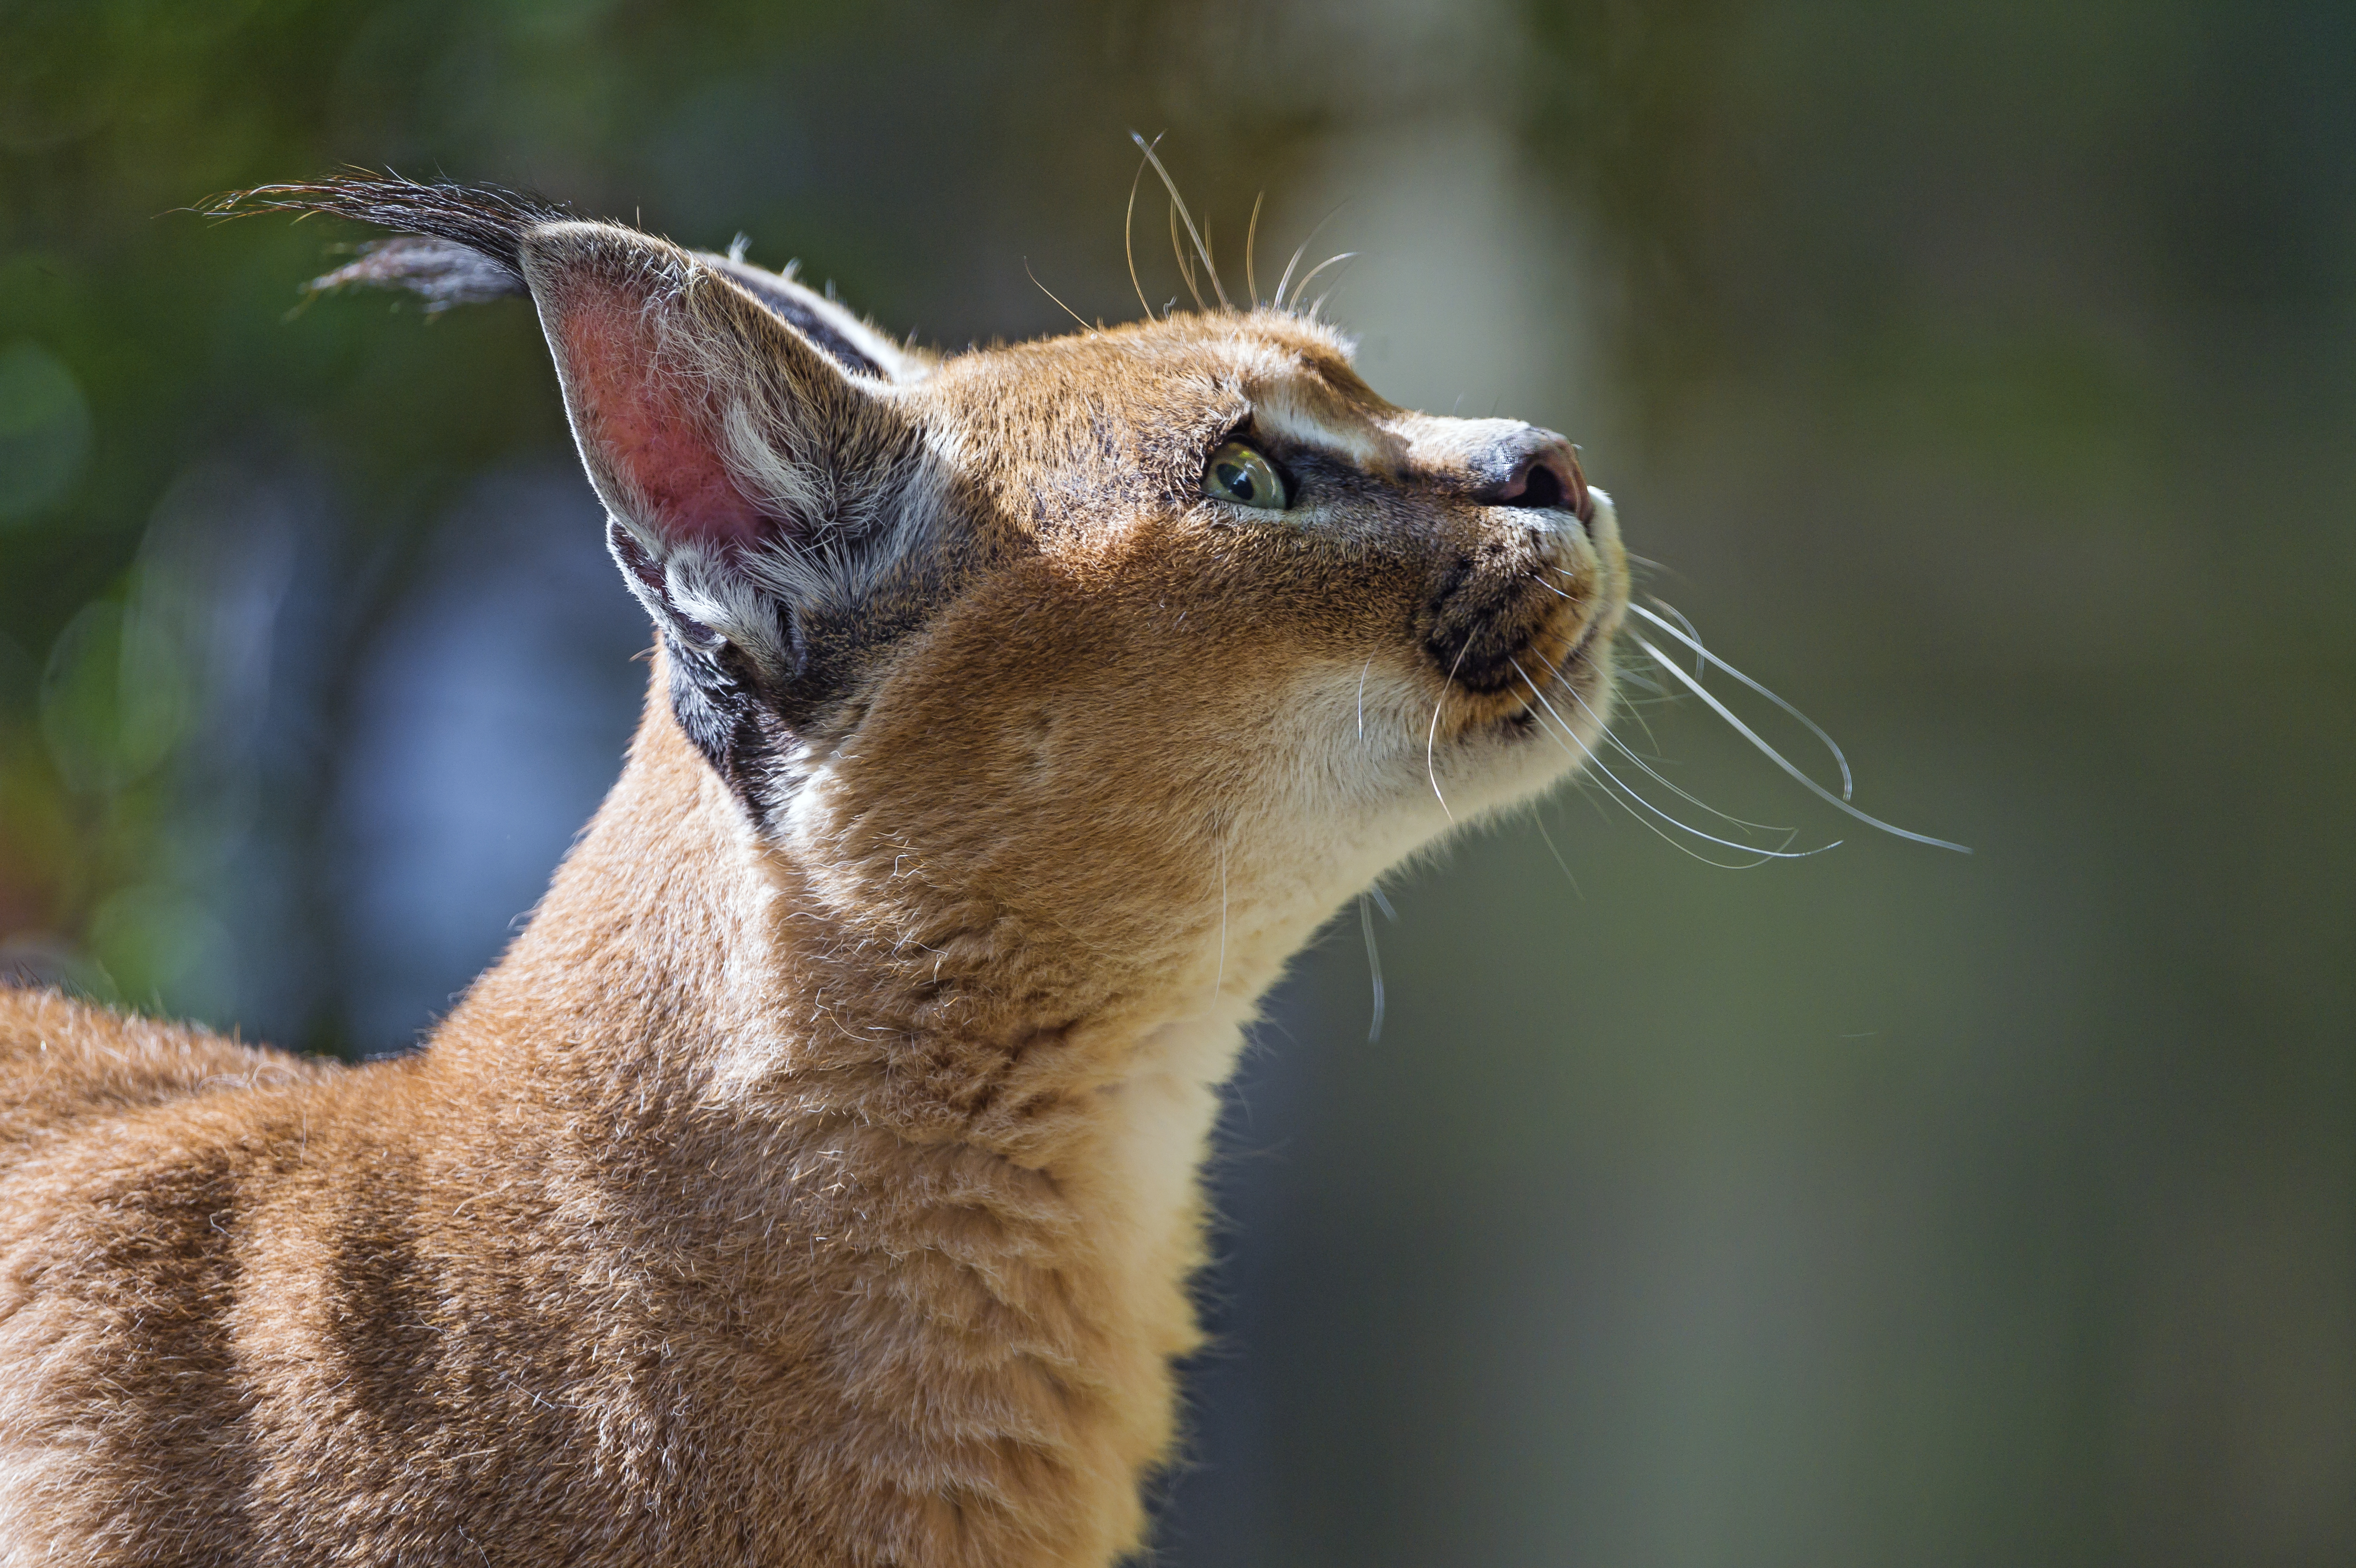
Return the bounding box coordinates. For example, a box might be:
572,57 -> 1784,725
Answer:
1202,440 -> 1289,511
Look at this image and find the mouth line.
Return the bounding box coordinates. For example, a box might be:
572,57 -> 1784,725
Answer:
1557,611 -> 1608,673
1512,608 -> 1607,693
1494,613 -> 1610,740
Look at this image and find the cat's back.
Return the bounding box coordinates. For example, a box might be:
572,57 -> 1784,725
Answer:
0,991 -> 377,1559
0,987 -> 327,1157
0,988 -> 343,1320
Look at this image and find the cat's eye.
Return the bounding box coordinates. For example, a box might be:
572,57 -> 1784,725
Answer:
1202,440 -> 1289,511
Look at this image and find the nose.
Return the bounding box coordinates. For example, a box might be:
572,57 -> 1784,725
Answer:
1474,429 -> 1592,523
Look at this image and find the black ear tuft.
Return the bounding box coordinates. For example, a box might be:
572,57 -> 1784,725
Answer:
309,237 -> 524,311
208,174 -> 570,306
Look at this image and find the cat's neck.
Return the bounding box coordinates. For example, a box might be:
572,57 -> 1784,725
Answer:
413,671 -> 1260,1563
426,672 -> 1275,1175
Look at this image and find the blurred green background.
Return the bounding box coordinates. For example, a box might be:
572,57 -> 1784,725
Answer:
2,0 -> 2350,1562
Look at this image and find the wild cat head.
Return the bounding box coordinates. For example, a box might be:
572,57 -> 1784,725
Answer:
228,176 -> 1630,1003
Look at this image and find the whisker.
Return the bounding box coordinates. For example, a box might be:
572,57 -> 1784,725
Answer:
1567,685 -> 1794,836
1276,239 -> 1311,310
1570,768 -> 1619,826
1543,714 -> 1780,869
1273,203 -> 1345,313
1526,629 -> 1669,770
1513,661 -> 1833,862
1645,597 -> 1707,678
1123,146 -> 1154,320
1023,259 -> 1094,335
1169,198 -> 1203,312
1245,191 -> 1265,307
1540,716 -> 1790,868
1356,656 -> 1374,739
1308,273 -> 1355,321
1132,131 -> 1230,310
1359,894 -> 1385,1043
1609,666 -> 1671,755
1427,642 -> 1474,821
1287,252 -> 1356,314
1532,809 -> 1583,898
1525,645 -> 1791,834
1628,602 -> 1854,799
1633,636 -> 1971,853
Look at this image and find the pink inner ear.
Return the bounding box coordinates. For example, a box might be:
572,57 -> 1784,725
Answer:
556,282 -> 772,553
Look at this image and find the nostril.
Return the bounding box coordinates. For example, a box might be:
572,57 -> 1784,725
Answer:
1483,442 -> 1592,522
1509,462 -> 1566,511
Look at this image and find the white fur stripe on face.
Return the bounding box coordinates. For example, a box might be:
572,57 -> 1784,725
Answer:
1245,381 -> 1401,472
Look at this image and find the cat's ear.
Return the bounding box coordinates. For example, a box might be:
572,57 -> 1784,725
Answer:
692,248 -> 928,386
517,221 -> 929,685
219,177 -> 947,801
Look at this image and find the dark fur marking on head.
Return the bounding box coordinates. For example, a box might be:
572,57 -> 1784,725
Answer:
667,634 -> 794,823
606,518 -> 792,814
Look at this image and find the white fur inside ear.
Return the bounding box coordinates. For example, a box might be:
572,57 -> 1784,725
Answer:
609,512 -> 789,673
609,403 -> 957,679
727,408 -> 956,622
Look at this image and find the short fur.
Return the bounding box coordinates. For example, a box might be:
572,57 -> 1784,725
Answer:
0,178 -> 1626,1566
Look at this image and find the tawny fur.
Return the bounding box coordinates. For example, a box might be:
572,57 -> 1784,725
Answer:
0,182 -> 1626,1566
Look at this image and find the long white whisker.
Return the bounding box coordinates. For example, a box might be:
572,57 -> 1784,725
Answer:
1633,636 -> 1971,853
1646,597 -> 1707,677
1023,258 -> 1093,335
1426,642 -> 1472,821
1359,894 -> 1385,1043
1611,673 -> 1670,753
1627,602 -> 1854,799
1168,198 -> 1203,312
1545,723 -> 1779,869
1514,661 -> 1835,862
1556,738 -> 1785,867
1356,656 -> 1373,739
1554,676 -> 1794,835
1123,145 -> 1154,320
1523,638 -> 1772,831
1307,263 -> 1359,321
1557,617 -> 1669,752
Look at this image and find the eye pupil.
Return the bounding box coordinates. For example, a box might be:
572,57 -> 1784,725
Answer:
1203,440 -> 1287,511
